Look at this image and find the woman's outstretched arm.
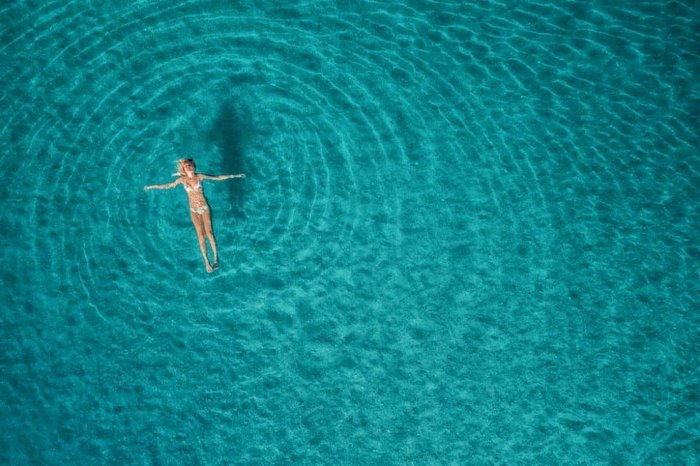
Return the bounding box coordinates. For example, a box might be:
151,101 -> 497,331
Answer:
144,179 -> 182,191
201,173 -> 245,181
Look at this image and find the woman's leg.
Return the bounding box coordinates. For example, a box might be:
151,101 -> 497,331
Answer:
202,208 -> 218,267
190,211 -> 213,272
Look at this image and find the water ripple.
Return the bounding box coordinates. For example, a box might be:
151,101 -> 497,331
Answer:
1,1 -> 698,463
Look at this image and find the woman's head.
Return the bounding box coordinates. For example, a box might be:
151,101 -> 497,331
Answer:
176,158 -> 196,176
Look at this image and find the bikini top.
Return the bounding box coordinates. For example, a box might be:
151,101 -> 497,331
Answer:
183,180 -> 202,192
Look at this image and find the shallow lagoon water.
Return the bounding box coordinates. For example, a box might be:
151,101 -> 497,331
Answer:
1,1 -> 698,463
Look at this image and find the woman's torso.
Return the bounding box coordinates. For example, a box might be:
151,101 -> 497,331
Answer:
182,175 -> 207,207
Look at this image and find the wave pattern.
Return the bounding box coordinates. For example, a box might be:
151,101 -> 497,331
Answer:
1,0 -> 698,463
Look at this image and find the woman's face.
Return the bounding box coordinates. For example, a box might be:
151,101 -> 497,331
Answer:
183,161 -> 195,174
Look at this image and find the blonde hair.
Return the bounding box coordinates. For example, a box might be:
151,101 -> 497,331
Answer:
173,158 -> 195,176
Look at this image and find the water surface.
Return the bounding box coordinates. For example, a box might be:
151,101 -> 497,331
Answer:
1,1 -> 698,463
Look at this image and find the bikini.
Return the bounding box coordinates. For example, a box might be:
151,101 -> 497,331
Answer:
183,180 -> 208,214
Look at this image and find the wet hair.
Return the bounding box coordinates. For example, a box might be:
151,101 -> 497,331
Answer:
174,158 -> 196,176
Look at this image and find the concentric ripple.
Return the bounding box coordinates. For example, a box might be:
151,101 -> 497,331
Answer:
1,1 -> 698,463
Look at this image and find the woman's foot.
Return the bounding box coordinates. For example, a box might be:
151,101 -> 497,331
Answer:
206,262 -> 214,273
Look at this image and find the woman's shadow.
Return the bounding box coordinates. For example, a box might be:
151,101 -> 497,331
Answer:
207,99 -> 250,218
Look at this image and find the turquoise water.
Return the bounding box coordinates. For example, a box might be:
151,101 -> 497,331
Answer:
1,0 -> 698,463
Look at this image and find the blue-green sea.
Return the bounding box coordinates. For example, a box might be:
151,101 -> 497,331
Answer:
1,1 -> 698,464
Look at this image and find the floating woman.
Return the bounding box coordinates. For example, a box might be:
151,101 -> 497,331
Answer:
144,158 -> 245,272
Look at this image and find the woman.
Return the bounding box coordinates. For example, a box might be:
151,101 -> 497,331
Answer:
144,159 -> 245,272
